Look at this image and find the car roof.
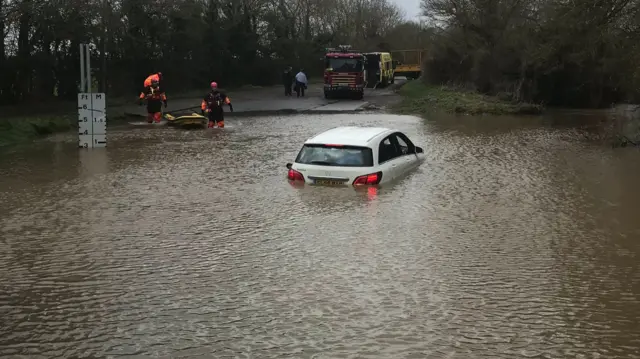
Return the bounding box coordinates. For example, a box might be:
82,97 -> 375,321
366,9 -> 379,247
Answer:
304,126 -> 396,147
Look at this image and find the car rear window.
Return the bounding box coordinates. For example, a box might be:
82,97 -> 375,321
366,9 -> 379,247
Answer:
295,144 -> 373,167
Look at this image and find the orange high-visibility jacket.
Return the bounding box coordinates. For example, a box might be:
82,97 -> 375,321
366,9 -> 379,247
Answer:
139,86 -> 166,100
139,86 -> 167,109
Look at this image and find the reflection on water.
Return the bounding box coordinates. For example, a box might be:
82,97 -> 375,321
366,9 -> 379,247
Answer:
1,113 -> 640,358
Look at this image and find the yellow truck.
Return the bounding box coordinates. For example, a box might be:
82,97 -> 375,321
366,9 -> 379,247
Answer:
390,49 -> 426,79
364,52 -> 395,88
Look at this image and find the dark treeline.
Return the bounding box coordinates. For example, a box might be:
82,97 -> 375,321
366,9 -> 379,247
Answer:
420,0 -> 640,108
0,0 -> 430,105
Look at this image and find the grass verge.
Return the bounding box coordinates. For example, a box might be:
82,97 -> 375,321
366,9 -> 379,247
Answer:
0,115 -> 74,147
1,110 -> 144,145
392,81 -> 544,116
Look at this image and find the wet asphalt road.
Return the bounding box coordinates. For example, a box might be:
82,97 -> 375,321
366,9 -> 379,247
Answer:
115,80 -> 406,118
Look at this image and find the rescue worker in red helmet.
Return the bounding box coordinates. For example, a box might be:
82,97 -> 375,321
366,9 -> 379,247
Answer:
143,72 -> 163,88
139,79 -> 167,123
201,81 -> 232,128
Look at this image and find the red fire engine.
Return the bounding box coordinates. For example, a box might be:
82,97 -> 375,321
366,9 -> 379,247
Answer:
323,45 -> 366,100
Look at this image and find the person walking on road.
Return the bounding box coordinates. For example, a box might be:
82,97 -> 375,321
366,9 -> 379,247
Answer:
294,69 -> 307,98
282,66 -> 293,96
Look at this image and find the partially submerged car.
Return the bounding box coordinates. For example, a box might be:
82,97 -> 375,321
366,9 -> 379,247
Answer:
286,126 -> 425,186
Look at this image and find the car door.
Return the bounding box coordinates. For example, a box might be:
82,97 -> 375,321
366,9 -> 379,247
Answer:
392,132 -> 420,173
376,135 -> 404,182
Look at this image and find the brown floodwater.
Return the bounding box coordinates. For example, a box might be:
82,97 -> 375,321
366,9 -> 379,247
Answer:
1,112 -> 639,358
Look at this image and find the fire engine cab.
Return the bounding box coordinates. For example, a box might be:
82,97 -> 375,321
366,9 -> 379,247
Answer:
323,45 -> 366,100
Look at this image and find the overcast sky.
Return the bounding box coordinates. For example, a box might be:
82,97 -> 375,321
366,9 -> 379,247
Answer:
393,0 -> 422,20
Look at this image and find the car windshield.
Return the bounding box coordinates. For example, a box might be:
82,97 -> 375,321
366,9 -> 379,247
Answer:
295,144 -> 373,167
325,58 -> 363,72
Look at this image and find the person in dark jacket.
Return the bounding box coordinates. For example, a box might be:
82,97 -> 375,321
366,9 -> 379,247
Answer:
282,66 -> 293,96
138,79 -> 167,123
201,81 -> 233,128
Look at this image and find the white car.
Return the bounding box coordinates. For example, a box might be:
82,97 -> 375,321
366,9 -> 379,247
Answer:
286,126 -> 425,186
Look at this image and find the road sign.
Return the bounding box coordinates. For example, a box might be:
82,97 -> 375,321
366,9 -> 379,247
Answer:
92,134 -> 107,146
92,116 -> 106,134
77,92 -> 107,148
91,93 -> 106,132
78,43 -> 106,149
78,134 -> 92,148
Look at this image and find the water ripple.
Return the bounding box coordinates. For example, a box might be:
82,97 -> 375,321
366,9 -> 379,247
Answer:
1,114 -> 640,358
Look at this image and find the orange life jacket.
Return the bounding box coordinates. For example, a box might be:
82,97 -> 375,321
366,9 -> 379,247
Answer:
143,74 -> 161,88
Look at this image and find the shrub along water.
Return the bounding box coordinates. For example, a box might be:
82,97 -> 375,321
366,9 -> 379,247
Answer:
420,0 -> 640,109
392,80 -> 543,116
0,116 -> 74,147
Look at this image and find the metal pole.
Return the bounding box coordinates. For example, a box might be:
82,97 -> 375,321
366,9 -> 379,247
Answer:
80,44 -> 85,92
101,0 -> 108,93
85,44 -> 92,93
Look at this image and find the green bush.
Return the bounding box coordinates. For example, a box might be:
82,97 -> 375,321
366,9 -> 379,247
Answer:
0,116 -> 73,147
392,81 -> 544,116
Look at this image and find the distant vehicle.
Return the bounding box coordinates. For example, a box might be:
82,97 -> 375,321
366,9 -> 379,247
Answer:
364,52 -> 395,88
390,49 -> 426,79
286,126 -> 425,186
323,45 -> 366,100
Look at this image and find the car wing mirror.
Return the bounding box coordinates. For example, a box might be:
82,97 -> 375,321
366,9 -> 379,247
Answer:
286,163 -> 292,169
415,146 -> 424,153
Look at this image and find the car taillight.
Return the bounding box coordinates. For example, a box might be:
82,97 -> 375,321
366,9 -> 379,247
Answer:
353,171 -> 382,185
288,169 -> 304,181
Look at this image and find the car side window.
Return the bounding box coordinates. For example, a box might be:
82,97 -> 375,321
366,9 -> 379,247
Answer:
394,132 -> 416,154
395,135 -> 409,155
378,136 -> 402,163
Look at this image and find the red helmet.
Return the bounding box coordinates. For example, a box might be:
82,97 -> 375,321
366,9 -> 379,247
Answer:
210,81 -> 218,89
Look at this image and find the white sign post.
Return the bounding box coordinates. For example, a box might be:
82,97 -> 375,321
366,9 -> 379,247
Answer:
78,43 -> 107,148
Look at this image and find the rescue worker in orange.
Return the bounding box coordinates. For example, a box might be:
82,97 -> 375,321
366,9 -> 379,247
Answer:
139,79 -> 167,123
143,72 -> 163,88
201,81 -> 233,128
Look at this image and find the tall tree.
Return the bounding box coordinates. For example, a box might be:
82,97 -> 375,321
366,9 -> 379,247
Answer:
0,0 -> 426,105
420,0 -> 640,107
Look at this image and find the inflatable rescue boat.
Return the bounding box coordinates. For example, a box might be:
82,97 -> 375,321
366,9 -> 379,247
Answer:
164,111 -> 208,129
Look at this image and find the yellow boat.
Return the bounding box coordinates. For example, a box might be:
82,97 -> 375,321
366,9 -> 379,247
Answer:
164,112 -> 208,129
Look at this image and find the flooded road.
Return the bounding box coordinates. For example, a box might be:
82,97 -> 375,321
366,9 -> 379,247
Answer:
1,113 -> 640,358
